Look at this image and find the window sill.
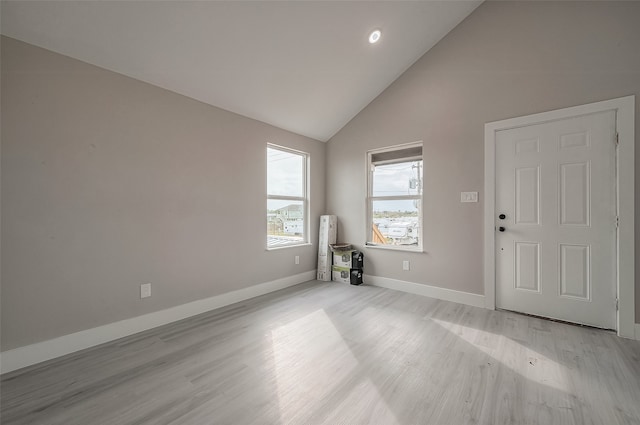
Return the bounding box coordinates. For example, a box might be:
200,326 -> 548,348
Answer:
365,243 -> 424,253
266,242 -> 312,251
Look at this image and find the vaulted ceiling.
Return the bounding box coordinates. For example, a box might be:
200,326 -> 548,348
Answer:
1,1 -> 482,141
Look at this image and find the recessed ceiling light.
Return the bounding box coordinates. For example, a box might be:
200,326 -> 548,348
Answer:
368,29 -> 381,44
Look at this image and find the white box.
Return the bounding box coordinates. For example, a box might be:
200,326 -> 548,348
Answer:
333,251 -> 351,268
317,215 -> 337,281
332,250 -> 364,269
332,266 -> 350,284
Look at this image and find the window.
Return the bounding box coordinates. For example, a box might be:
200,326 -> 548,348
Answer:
267,144 -> 309,249
367,142 -> 423,250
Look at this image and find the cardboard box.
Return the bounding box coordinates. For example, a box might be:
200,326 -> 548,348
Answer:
332,266 -> 351,284
332,266 -> 364,285
317,215 -> 337,281
332,250 -> 364,269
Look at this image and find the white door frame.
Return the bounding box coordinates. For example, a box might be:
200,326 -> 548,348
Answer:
484,96 -> 635,339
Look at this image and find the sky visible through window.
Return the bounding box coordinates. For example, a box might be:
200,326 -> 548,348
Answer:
267,147 -> 303,209
372,161 -> 423,210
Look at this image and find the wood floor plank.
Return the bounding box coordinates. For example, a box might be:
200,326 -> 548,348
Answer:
2,281 -> 639,424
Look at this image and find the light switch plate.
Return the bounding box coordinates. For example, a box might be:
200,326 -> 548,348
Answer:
461,191 -> 478,203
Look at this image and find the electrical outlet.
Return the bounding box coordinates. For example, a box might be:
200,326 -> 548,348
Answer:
403,260 -> 410,271
140,283 -> 151,299
295,255 -> 300,265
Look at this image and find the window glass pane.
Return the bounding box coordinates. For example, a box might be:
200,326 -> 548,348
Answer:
267,199 -> 304,247
371,199 -> 420,246
372,160 -> 423,197
267,147 -> 304,197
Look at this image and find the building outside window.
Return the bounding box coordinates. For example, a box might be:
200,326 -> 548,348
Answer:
367,142 -> 423,250
267,144 -> 309,249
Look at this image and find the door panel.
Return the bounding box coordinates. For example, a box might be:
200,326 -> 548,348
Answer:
515,242 -> 540,292
559,244 -> 590,300
515,138 -> 539,154
560,131 -> 589,150
496,110 -> 616,329
515,166 -> 540,225
560,162 -> 590,226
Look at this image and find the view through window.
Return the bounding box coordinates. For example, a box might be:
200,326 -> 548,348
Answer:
267,145 -> 308,248
367,143 -> 423,249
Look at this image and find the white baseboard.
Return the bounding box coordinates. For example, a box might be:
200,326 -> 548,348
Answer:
0,270 -> 316,375
364,274 -> 486,308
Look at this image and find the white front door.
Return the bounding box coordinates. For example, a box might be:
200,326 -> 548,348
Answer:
495,110 -> 617,329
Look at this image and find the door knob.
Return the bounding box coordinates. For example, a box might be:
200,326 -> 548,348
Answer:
499,214 -> 506,220
499,226 -> 506,232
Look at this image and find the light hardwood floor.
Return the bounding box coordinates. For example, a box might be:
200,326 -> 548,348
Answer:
2,281 -> 640,425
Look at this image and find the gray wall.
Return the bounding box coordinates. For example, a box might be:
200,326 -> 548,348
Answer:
1,37 -> 326,350
326,1 -> 640,321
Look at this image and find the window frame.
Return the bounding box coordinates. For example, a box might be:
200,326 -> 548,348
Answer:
366,141 -> 424,252
266,143 -> 310,250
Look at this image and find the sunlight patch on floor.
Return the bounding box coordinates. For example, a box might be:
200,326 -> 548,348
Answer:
270,309 -> 400,423
432,318 -> 571,392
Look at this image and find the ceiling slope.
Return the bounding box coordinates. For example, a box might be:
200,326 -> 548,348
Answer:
1,1 -> 482,141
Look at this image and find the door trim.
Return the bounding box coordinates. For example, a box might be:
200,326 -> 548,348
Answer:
484,96 -> 635,338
